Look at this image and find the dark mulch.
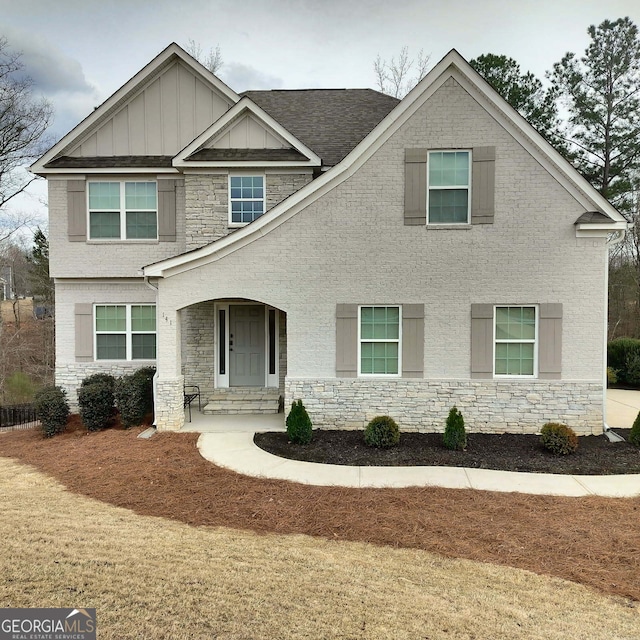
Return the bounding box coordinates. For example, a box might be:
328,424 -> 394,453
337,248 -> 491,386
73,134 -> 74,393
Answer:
255,429 -> 640,475
1,423 -> 639,603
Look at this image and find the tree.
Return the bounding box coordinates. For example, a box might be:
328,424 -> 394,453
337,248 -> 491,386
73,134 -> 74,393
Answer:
26,227 -> 53,306
185,39 -> 223,74
550,17 -> 640,212
469,54 -> 564,149
0,37 -> 53,240
374,47 -> 430,98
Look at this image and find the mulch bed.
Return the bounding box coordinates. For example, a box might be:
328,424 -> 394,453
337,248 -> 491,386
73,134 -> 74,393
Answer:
1,421 -> 639,604
255,429 -> 640,475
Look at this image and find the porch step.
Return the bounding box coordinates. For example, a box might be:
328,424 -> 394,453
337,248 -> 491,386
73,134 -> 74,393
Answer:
203,388 -> 281,415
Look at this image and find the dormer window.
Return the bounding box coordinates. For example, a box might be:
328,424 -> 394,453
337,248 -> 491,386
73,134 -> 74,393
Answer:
229,175 -> 265,225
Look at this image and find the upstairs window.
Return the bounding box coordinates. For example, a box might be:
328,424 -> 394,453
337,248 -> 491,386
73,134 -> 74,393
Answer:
427,151 -> 470,224
88,181 -> 157,240
229,176 -> 264,224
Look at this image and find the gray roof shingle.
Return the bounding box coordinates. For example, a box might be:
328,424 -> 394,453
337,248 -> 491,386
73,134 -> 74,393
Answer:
185,148 -> 308,162
242,89 -> 400,167
44,155 -> 174,169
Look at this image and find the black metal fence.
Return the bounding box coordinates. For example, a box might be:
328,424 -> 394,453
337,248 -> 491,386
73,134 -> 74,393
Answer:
0,403 -> 39,431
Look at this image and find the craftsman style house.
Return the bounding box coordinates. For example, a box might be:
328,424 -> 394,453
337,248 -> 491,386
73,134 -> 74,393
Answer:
32,44 -> 626,433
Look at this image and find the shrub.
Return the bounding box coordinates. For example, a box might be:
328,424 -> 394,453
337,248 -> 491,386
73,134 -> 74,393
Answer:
114,374 -> 148,428
80,373 -> 116,392
607,338 -> 640,386
540,422 -> 578,455
364,415 -> 400,448
607,366 -> 618,386
286,399 -> 313,444
443,406 -> 467,451
132,366 -> 156,416
34,386 -> 70,438
630,411 -> 640,447
78,382 -> 114,431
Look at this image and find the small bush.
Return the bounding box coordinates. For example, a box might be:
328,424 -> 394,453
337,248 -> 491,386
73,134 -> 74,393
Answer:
625,352 -> 640,387
607,338 -> 640,386
630,411 -> 640,447
286,399 -> 313,444
78,383 -> 115,431
540,422 -> 578,455
114,374 -> 147,428
443,406 -> 467,451
132,366 -> 156,416
607,367 -> 618,386
80,373 -> 116,392
364,415 -> 400,448
34,386 -> 70,438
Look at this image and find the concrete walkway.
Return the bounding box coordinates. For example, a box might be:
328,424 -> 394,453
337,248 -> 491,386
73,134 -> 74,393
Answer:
194,390 -> 640,498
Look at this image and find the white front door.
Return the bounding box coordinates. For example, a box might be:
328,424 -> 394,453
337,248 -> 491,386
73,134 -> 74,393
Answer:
229,305 -> 265,386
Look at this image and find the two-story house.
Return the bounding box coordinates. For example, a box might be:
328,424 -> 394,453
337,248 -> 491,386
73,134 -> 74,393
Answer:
31,43 -> 626,433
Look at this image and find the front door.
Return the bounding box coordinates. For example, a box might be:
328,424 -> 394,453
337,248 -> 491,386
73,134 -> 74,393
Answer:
229,305 -> 265,386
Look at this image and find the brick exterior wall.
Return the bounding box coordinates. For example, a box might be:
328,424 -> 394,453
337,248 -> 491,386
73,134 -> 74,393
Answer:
151,76 -> 608,432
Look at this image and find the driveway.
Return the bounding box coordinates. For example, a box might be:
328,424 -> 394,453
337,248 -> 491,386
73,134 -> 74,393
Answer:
607,389 -> 640,428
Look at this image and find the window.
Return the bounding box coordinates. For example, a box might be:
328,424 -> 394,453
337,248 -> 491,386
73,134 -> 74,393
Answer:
427,151 -> 470,224
358,306 -> 401,375
229,176 -> 264,224
88,181 -> 157,240
494,306 -> 537,376
95,304 -> 156,360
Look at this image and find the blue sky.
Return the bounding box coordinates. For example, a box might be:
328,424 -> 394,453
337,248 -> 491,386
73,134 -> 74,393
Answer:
2,0 -> 640,224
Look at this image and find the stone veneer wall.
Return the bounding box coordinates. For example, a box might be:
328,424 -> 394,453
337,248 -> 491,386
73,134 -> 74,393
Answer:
56,362 -> 156,411
155,377 -> 185,431
285,379 -> 603,435
184,173 -> 313,250
181,302 -> 216,399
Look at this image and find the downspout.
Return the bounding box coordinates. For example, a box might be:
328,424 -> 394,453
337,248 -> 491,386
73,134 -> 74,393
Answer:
603,229 -> 626,436
144,275 -> 159,428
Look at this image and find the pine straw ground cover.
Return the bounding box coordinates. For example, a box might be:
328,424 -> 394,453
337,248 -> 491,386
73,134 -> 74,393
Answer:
2,458 -> 639,640
1,423 -> 640,608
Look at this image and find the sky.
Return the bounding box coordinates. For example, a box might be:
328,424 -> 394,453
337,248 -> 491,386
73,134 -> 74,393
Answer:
2,0 -> 640,228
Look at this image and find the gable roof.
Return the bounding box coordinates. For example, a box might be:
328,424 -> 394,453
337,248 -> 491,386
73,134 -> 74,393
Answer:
145,49 -> 626,279
31,43 -> 240,174
242,89 -> 399,167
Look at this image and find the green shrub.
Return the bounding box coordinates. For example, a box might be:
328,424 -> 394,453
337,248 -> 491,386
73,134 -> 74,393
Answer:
607,366 -> 618,386
4,372 -> 36,404
34,386 -> 70,438
540,422 -> 578,455
607,338 -> 640,386
132,366 -> 156,416
364,415 -> 400,448
114,374 -> 147,428
78,383 -> 115,431
286,399 -> 313,444
443,406 -> 467,451
80,373 -> 116,392
630,412 -> 640,447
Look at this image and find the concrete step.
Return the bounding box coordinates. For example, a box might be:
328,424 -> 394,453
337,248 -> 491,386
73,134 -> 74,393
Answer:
203,387 -> 281,415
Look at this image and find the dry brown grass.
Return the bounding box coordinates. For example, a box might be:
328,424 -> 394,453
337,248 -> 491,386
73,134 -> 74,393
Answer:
1,457 -> 639,640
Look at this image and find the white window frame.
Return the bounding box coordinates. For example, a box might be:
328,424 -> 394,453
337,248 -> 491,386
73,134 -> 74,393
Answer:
427,150 -> 471,225
493,305 -> 538,378
87,180 -> 158,241
357,305 -> 402,377
94,303 -> 157,361
228,174 -> 266,227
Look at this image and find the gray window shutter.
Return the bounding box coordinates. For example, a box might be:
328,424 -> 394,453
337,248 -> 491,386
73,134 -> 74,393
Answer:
471,147 -> 495,225
404,149 -> 428,226
538,303 -> 562,379
158,179 -> 177,242
336,304 -> 358,377
402,304 -> 424,377
75,303 -> 93,362
68,180 -> 87,242
471,304 -> 494,378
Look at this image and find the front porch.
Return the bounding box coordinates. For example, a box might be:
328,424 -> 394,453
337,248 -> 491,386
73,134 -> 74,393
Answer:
180,409 -> 285,433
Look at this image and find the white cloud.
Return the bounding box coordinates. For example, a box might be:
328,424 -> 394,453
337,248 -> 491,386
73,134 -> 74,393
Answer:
219,63 -> 284,92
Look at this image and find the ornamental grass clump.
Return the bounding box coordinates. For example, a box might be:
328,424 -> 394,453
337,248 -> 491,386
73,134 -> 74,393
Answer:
443,406 -> 467,451
286,399 -> 313,444
34,386 -> 70,438
540,422 -> 578,455
630,412 -> 640,447
364,415 -> 400,448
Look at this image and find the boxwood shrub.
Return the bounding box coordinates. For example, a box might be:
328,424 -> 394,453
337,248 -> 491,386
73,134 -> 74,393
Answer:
78,382 -> 114,431
34,386 -> 70,438
364,415 -> 400,448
